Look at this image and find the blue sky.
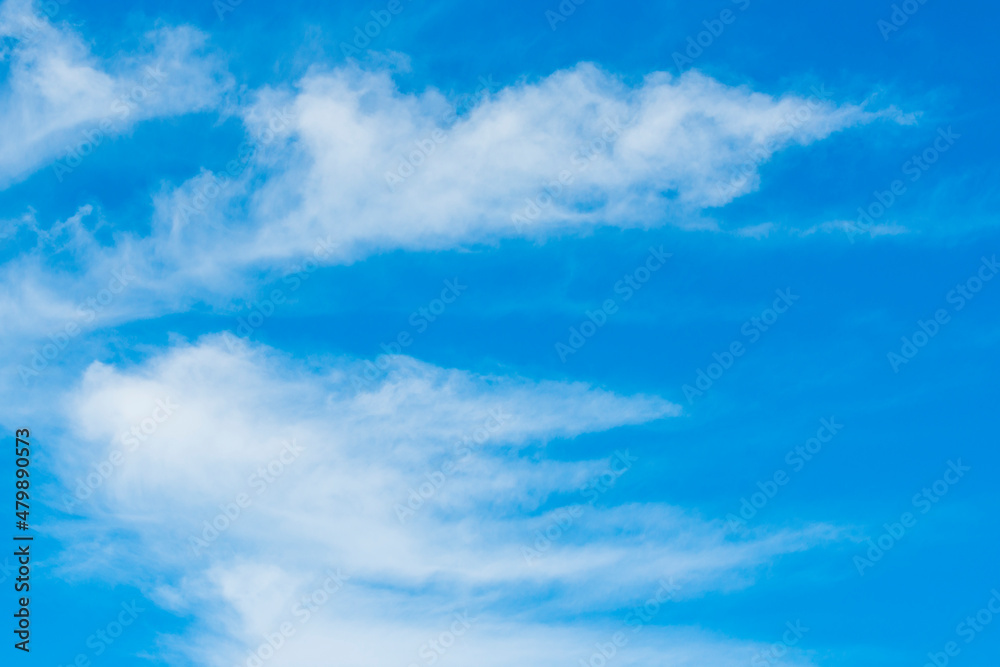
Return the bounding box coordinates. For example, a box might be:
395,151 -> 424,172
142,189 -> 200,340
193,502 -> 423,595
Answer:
1,0 -> 998,665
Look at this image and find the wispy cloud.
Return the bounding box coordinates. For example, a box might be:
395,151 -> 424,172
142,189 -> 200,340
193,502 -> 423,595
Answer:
0,0 -> 230,187
47,335 -> 836,665
153,63 -> 907,269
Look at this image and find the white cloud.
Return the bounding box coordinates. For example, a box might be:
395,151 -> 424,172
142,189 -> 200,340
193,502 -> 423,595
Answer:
50,336 -> 835,666
797,219 -> 910,240
0,54 -> 887,663
0,62 -> 908,358
0,0 -> 229,186
734,222 -> 776,239
150,63 -> 906,274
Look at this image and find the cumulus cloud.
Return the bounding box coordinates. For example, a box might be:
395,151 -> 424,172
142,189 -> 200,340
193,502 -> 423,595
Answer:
49,336 -> 834,666
0,0 -> 229,186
